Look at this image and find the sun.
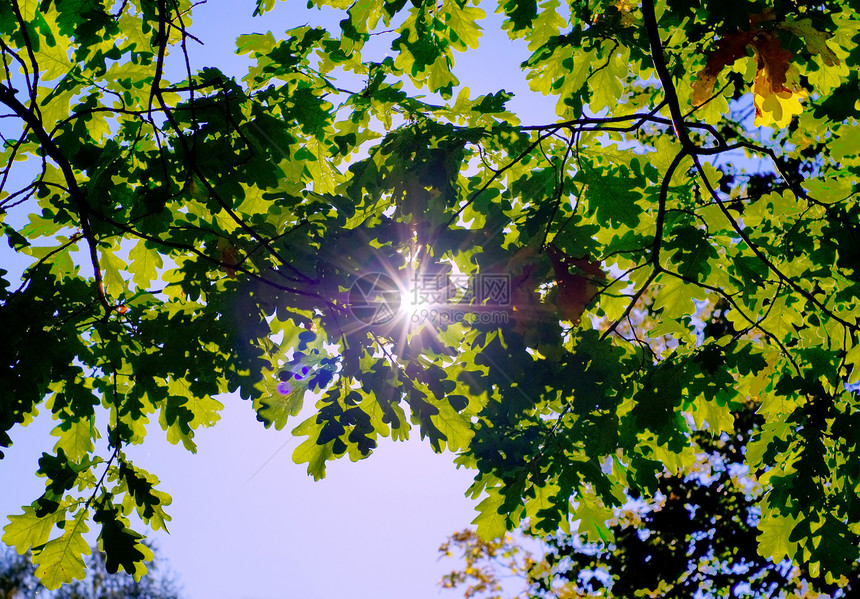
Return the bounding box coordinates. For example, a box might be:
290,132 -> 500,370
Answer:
397,278 -> 420,318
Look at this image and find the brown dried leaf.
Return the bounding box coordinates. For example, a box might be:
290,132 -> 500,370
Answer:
691,30 -> 756,105
751,32 -> 793,97
217,238 -> 239,278
546,245 -> 605,324
750,33 -> 805,127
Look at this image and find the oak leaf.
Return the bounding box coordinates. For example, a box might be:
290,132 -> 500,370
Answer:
783,18 -> 841,66
750,32 -> 806,127
690,29 -> 756,106
691,22 -> 809,127
751,32 -> 793,98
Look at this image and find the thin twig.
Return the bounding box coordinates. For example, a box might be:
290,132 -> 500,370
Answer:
692,155 -> 858,333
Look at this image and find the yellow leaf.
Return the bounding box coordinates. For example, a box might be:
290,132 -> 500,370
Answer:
753,87 -> 805,128
751,35 -> 806,128
692,397 -> 734,434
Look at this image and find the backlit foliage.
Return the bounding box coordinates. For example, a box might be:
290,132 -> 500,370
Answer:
1,0 -> 860,589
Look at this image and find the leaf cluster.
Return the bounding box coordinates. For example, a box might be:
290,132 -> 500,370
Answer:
1,0 -> 860,588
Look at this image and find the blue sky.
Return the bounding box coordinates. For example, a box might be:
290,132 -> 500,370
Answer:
0,1 -> 561,598
2,388 -> 480,598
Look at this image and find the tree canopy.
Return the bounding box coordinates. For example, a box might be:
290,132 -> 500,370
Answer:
440,409 -> 857,598
0,541 -> 182,599
2,0 -> 860,590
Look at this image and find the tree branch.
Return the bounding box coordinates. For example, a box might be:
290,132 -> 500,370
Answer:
0,84 -> 111,314
641,0 -> 692,150
653,150 -> 689,265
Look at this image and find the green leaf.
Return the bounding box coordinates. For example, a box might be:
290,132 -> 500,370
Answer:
6,0 -> 860,591
582,165 -> 643,229
809,515 -> 860,577
128,240 -> 163,289
31,511 -> 90,590
572,495 -> 613,543
757,501 -> 799,565
443,3 -> 485,51
255,372 -> 307,430
2,506 -> 66,554
292,414 -> 336,481
51,416 -> 96,462
94,502 -> 154,578
117,461 -> 173,532
473,487 -> 508,540
665,225 -> 718,280
652,274 -> 708,319
99,247 -> 127,298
